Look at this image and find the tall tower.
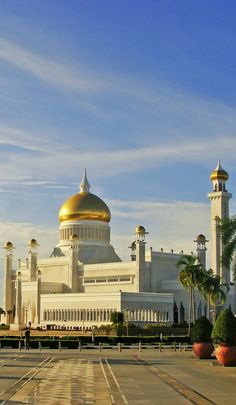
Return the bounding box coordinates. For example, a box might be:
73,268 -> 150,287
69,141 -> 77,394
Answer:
28,239 -> 38,281
135,225 -> 148,291
3,241 -> 14,324
194,234 -> 208,268
208,162 -> 231,283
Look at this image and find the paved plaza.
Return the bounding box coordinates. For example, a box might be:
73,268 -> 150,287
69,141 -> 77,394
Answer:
0,349 -> 235,404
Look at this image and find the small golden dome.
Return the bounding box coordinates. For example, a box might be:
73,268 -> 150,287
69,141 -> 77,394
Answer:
210,162 -> 229,181
197,234 -> 206,242
28,238 -> 38,246
135,225 -> 146,234
4,241 -> 13,249
70,233 -> 79,240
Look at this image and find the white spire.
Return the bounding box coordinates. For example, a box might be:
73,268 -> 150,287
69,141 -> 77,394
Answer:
80,169 -> 91,193
216,160 -> 223,170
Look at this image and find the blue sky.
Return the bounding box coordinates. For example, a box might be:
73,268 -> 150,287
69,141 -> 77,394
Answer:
0,1 -> 236,301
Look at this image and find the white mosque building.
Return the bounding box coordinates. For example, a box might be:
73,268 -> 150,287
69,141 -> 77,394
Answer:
2,164 -> 235,330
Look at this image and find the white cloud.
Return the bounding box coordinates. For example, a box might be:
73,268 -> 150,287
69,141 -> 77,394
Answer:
0,131 -> 236,187
0,221 -> 57,260
0,38 -> 115,94
108,198 -> 212,267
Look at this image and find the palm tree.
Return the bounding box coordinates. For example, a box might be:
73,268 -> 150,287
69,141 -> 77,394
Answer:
176,255 -> 204,336
199,269 -> 229,321
220,216 -> 236,280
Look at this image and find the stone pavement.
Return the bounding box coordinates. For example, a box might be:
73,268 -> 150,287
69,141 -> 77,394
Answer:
2,349 -> 236,404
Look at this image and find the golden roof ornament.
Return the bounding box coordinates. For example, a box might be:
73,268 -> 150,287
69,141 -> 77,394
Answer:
210,161 -> 229,181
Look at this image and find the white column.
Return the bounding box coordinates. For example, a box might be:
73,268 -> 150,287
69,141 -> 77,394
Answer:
15,271 -> 22,325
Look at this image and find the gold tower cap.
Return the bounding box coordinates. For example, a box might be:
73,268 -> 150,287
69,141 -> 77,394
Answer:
196,234 -> 206,242
28,238 -> 38,246
3,241 -> 14,249
135,225 -> 146,234
210,162 -> 229,181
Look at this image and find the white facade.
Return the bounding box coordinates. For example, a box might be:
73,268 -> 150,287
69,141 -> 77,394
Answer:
2,165 -> 235,330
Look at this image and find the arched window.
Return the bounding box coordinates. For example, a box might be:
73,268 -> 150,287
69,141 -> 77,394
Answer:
219,183 -> 222,191
173,301 -> 178,324
197,302 -> 202,319
214,183 -> 217,192
180,302 -> 185,324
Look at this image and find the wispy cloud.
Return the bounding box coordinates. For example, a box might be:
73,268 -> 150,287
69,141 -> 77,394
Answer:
109,198 -> 211,265
0,131 -> 236,186
0,37 -> 119,95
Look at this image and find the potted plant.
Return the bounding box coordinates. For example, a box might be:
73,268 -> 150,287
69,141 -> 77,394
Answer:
191,316 -> 214,359
212,308 -> 236,366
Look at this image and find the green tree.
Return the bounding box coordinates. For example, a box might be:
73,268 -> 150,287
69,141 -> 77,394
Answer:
220,216 -> 236,280
191,316 -> 213,343
212,308 -> 236,345
110,311 -> 124,325
177,254 -> 204,336
199,269 -> 229,321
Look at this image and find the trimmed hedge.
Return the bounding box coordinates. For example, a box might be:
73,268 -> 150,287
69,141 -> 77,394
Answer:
0,335 -> 190,348
212,308 -> 236,345
191,316 -> 213,343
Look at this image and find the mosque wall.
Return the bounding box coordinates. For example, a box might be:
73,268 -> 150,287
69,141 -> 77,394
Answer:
39,291 -> 174,328
38,258 -> 71,285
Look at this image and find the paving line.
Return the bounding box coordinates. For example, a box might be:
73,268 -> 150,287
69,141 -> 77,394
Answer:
133,355 -> 216,405
0,354 -> 25,370
0,356 -> 54,405
104,359 -> 129,405
100,358 -> 116,405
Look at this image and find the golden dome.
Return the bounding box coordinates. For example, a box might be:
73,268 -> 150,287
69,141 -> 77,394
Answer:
196,234 -> 206,242
70,233 -> 79,240
28,238 -> 38,246
59,171 -> 111,223
4,241 -> 13,249
59,192 -> 111,223
210,162 -> 229,181
135,225 -> 146,234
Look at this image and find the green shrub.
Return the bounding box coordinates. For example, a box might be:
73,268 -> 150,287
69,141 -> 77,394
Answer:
191,317 -> 213,342
212,308 -> 236,345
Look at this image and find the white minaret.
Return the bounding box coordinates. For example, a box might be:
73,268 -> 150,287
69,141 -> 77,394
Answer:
3,241 -> 14,324
15,271 -> 22,326
28,239 -> 39,281
208,162 -> 231,283
194,234 -> 208,269
69,234 -> 79,292
135,225 -> 148,292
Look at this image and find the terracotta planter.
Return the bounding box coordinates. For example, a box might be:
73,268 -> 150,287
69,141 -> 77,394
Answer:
193,342 -> 214,359
215,345 -> 236,366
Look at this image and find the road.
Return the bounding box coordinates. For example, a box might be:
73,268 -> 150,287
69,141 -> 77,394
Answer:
0,349 -> 235,404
